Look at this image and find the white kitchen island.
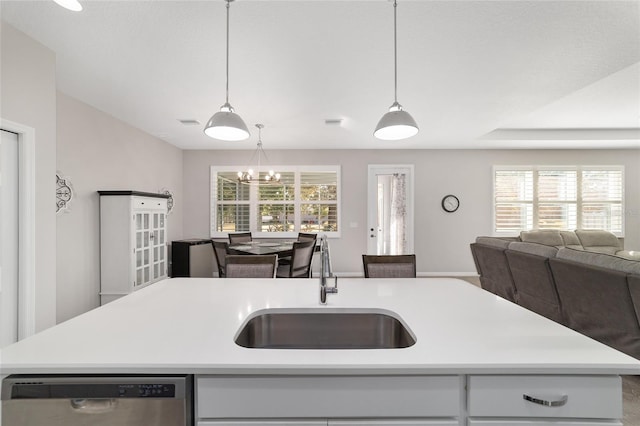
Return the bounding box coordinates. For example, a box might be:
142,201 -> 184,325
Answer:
2,277 -> 639,425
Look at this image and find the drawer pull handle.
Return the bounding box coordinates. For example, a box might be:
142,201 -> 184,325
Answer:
523,394 -> 568,407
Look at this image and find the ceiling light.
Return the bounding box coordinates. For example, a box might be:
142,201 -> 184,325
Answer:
204,0 -> 249,141
52,0 -> 82,12
374,0 -> 418,141
238,124 -> 280,184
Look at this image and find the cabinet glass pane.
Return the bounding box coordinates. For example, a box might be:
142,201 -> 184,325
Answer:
153,230 -> 159,245
143,231 -> 150,247
160,230 -> 165,244
160,214 -> 165,228
154,213 -> 159,228
144,249 -> 149,265
136,232 -> 142,249
154,263 -> 159,279
136,214 -> 142,230
159,261 -> 165,276
159,249 -> 164,260
144,267 -> 149,283
144,214 -> 149,229
136,269 -> 142,286
154,247 -> 158,261
136,251 -> 142,267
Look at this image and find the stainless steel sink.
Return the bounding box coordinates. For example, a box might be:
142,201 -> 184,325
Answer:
235,309 -> 416,349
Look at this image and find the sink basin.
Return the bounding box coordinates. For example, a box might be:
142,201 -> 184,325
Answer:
235,308 -> 416,349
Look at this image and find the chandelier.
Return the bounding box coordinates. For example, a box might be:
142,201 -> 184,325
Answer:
237,124 -> 281,184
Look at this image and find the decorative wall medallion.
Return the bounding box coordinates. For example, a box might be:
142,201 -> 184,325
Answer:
160,188 -> 174,214
56,172 -> 74,214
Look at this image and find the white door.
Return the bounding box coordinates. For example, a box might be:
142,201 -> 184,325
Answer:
1,129 -> 19,348
367,165 -> 414,255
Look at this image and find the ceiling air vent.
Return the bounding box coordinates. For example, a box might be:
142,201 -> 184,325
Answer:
178,119 -> 201,126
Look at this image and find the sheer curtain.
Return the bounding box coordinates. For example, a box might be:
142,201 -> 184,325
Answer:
377,173 -> 407,255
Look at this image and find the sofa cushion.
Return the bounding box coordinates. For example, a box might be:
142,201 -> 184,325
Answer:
508,241 -> 559,258
575,229 -> 622,254
520,230 -> 564,247
475,236 -> 511,249
557,247 -> 640,275
560,231 -> 583,250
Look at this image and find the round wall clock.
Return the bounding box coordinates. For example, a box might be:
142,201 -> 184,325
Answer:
441,194 -> 460,213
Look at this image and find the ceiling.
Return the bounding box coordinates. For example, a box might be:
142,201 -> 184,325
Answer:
2,0 -> 639,150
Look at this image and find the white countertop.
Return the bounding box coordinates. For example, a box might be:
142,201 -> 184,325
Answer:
2,277 -> 639,375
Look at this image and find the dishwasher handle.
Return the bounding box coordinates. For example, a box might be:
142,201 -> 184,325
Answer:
70,398 -> 118,413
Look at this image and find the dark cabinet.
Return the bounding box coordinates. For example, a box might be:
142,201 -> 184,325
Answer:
171,239 -> 214,278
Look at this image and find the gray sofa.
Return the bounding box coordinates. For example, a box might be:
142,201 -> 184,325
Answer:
470,230 -> 640,359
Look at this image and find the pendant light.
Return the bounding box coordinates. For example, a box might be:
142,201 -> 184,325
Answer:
204,0 -> 250,141
237,124 -> 281,184
374,0 -> 419,141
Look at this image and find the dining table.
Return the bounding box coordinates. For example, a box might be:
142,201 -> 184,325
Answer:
228,240 -> 295,258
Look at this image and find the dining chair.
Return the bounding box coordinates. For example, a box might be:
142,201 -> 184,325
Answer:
276,240 -> 316,278
228,232 -> 252,244
297,232 -> 318,242
225,255 -> 278,278
279,232 -> 318,266
212,241 -> 230,277
362,254 -> 417,278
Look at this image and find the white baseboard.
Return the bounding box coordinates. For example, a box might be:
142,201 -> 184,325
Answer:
323,272 -> 479,278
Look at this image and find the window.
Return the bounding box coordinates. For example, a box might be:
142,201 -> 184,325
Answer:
211,165 -> 340,238
494,166 -> 624,235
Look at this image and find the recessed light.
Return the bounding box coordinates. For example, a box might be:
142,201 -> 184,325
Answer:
324,119 -> 343,126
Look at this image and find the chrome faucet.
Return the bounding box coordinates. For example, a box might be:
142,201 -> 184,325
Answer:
319,235 -> 338,304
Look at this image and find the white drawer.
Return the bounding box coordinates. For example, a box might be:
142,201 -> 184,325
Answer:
469,421 -> 621,426
199,422 -> 325,426
331,421 -> 460,425
197,375 -> 461,419
132,196 -> 167,211
468,375 -> 621,419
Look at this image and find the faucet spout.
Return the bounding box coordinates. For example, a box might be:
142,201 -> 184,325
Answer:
319,235 -> 338,305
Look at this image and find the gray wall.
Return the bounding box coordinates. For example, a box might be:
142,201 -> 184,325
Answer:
1,21 -> 57,332
56,93 -> 183,323
183,149 -> 640,275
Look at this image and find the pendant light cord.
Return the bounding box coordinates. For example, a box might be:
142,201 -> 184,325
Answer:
393,0 -> 398,104
225,0 -> 230,105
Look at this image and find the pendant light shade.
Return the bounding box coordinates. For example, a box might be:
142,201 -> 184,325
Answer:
204,0 -> 249,141
204,103 -> 250,141
374,0 -> 418,141
53,0 -> 83,11
374,102 -> 419,141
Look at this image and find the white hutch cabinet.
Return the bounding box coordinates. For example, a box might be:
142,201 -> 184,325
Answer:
98,191 -> 169,305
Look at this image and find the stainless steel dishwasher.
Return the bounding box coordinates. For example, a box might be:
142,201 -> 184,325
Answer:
1,375 -> 192,426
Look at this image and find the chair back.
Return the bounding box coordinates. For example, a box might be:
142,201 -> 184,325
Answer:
225,255 -> 277,278
228,232 -> 252,244
277,240 -> 316,278
297,232 -> 318,242
212,241 -> 229,277
362,254 -> 417,278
